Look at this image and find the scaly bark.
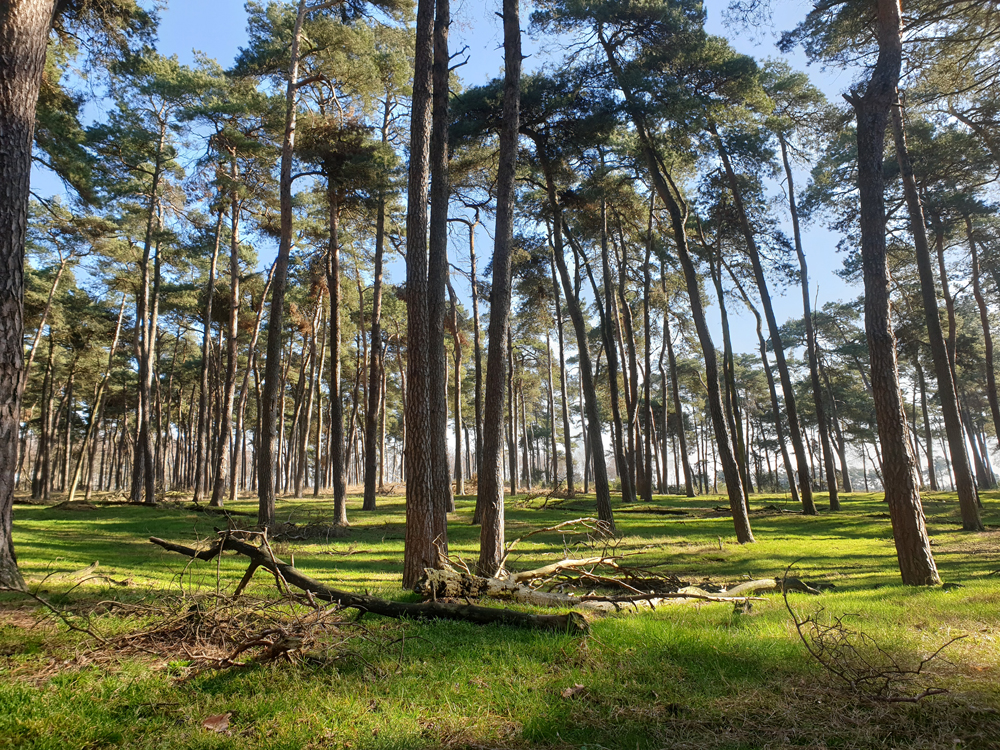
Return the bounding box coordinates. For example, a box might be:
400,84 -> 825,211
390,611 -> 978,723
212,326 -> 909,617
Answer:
845,0 -> 941,582
402,0 -> 438,588
477,0 -> 522,576
0,0 -> 59,587
889,103 -> 980,530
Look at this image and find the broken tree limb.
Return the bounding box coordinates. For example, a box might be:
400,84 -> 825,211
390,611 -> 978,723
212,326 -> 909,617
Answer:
508,557 -> 610,583
722,578 -> 823,597
417,567 -> 764,613
149,536 -> 588,633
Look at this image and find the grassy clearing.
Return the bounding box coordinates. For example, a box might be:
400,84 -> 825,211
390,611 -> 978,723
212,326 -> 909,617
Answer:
3,489 -> 1000,749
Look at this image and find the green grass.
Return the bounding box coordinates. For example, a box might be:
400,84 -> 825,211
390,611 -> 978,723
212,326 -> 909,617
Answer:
3,489 -> 1000,749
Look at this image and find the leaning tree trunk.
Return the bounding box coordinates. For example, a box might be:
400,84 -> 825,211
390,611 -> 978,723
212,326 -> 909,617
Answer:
708,253 -> 751,510
477,0 -> 522,577
966,216 -> 1000,451
779,134 -> 840,509
597,33 -> 749,540
889,104 -> 981,531
845,0 -> 941,583
714,129 -> 816,515
550,255 -> 574,496
727,265 -> 801,507
534,148 -> 614,529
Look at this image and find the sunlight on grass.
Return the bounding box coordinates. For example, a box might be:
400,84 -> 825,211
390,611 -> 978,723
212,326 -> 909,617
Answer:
2,489 -> 999,749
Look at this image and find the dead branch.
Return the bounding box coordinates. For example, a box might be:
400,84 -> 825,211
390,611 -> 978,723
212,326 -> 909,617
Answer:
0,585 -> 109,645
508,557 -> 610,583
500,517 -> 605,565
149,535 -> 588,634
782,565 -> 961,703
417,567 -> 763,613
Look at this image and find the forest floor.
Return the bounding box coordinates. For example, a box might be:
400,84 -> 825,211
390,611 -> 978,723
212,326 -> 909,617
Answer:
2,488 -> 1000,749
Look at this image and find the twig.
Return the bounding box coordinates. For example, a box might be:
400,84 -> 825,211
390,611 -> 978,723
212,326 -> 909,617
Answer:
0,585 -> 109,645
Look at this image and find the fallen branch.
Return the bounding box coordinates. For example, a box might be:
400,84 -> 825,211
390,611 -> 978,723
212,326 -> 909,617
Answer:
0,585 -> 109,644
782,564 -> 959,702
149,535 -> 588,634
509,557 -> 610,583
417,567 -> 763,613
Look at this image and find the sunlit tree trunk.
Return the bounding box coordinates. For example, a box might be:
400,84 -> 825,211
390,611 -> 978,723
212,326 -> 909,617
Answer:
259,0 -> 308,528
845,0 -> 941,582
889,104 -> 980,530
477,0 -> 522,576
402,0 -> 439,588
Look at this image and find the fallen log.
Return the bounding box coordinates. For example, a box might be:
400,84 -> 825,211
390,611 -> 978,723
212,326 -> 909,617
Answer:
149,535 -> 588,633
417,567 -> 766,613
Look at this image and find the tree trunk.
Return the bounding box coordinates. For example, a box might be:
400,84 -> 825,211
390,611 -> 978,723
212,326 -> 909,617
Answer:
194,210 -> 223,503
362,145 -> 388,509
708,253 -> 751,510
817,349 -> 853,493
310,307 -> 327,498
845,0 -> 941,583
597,201 -> 634,505
597,35 -> 749,540
476,0 -> 522,577
295,304 -> 321,498
428,0 -> 454,523
889,104 -> 980,530
536,157 -> 614,529
714,129 -> 816,515
641,198 -> 654,502
913,359 -> 938,491
324,183 -> 349,524
469,216 -> 485,521
68,294 -> 126,502
507,330 -> 517,495
779,134 -> 840,510
0,0 -> 58,588
210,179 -> 242,508
550,254 -> 574,496
449,284 -> 464,495
662,307 -> 694,497
403,0 -> 440,588
545,330 -> 557,488
966,216 -> 1000,451
259,0 -> 307,528
727,266 -> 800,506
